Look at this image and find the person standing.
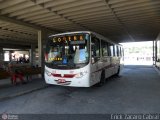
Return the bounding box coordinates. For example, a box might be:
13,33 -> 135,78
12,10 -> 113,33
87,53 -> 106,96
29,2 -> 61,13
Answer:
8,62 -> 25,85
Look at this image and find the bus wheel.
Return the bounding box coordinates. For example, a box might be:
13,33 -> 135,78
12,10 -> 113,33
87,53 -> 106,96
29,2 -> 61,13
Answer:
97,71 -> 106,86
115,66 -> 120,76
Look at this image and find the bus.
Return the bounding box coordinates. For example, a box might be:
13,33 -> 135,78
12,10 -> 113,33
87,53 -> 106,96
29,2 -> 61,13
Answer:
44,31 -> 123,87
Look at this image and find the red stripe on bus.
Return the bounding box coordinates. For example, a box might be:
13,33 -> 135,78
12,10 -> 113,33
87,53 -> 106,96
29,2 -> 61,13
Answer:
52,73 -> 76,78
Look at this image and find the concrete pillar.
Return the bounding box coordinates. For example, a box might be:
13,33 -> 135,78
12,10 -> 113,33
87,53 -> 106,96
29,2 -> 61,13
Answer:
38,30 -> 43,67
38,30 -> 46,77
0,47 -> 4,61
30,44 -> 36,66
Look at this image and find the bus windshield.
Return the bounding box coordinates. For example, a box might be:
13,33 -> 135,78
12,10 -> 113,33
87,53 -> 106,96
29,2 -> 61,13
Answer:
45,33 -> 90,69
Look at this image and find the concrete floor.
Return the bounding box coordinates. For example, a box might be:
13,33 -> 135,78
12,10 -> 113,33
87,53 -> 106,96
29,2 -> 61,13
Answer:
0,65 -> 160,114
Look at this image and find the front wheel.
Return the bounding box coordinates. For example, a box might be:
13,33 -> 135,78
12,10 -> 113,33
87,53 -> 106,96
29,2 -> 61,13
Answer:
97,71 -> 106,86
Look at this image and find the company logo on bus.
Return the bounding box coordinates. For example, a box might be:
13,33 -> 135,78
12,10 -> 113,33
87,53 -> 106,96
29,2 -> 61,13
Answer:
58,79 -> 66,83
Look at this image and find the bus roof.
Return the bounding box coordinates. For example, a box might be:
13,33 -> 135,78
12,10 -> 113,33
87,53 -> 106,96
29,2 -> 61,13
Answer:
49,31 -> 91,37
49,31 -> 121,46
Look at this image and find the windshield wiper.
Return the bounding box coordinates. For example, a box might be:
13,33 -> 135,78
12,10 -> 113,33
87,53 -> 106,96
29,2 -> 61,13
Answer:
57,64 -> 67,66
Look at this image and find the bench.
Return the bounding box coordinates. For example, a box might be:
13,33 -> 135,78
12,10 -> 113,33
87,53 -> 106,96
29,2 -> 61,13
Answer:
0,67 -> 42,83
21,67 -> 42,81
0,69 -> 10,80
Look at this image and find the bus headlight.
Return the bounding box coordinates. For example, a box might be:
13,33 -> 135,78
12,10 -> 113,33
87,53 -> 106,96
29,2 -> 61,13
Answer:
75,71 -> 87,78
45,69 -> 52,76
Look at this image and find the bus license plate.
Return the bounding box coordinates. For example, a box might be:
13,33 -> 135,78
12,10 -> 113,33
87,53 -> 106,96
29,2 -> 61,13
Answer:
58,79 -> 66,83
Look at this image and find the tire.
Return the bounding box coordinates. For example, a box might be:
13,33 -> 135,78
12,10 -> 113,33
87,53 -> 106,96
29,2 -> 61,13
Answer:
97,70 -> 106,86
115,66 -> 120,76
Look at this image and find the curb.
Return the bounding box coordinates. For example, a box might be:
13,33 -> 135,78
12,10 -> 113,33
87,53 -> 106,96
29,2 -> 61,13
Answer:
0,85 -> 49,101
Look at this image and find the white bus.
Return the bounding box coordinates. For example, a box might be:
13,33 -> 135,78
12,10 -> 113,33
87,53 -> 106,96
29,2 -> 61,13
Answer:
44,31 -> 123,87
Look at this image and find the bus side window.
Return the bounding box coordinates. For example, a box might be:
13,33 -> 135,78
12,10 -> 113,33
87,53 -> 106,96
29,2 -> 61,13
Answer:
91,36 -> 100,63
114,45 -> 117,57
120,46 -> 122,57
116,46 -> 119,57
101,40 -> 108,57
121,46 -> 124,57
117,46 -> 121,57
108,44 -> 111,56
109,44 -> 114,57
119,47 -> 121,57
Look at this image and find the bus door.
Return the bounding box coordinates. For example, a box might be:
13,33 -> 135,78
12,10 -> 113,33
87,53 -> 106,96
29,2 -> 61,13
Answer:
90,36 -> 101,83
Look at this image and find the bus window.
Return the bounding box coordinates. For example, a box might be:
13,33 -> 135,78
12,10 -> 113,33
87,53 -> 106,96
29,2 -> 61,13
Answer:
45,33 -> 90,68
114,45 -> 117,57
121,46 -> 124,57
91,36 -> 100,62
108,44 -> 111,56
117,46 -> 120,57
119,46 -> 121,57
109,44 -> 114,57
119,47 -> 122,56
101,40 -> 108,56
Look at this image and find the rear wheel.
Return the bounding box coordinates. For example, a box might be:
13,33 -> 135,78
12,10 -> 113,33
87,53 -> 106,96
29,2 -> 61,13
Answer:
115,66 -> 120,76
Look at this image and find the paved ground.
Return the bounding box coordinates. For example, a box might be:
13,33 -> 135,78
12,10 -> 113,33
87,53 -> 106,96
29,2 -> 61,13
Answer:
0,65 -> 160,117
0,78 -> 47,100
